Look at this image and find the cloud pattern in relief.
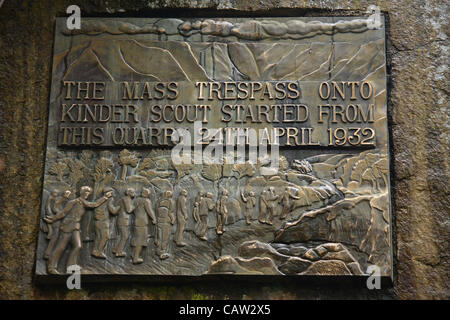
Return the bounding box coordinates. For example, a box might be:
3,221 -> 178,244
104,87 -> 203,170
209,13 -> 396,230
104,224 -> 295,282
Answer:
63,18 -> 373,40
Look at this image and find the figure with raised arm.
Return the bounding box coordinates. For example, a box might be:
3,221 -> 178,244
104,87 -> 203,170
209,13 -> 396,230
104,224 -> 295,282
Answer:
92,187 -> 120,259
45,186 -> 111,274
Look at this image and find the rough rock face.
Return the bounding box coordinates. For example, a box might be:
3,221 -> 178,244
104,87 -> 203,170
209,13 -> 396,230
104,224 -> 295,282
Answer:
302,260 -> 352,275
0,0 -> 448,299
207,240 -> 364,276
274,192 -> 391,274
206,255 -> 282,275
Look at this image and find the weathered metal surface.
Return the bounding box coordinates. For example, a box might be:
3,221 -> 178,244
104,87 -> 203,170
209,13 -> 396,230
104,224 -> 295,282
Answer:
36,17 -> 391,278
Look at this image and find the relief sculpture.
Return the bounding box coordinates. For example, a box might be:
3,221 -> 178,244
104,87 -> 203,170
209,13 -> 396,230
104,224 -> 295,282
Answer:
36,16 -> 391,278
132,188 -> 156,264
38,146 -> 390,276
92,187 -> 119,259
44,186 -> 112,274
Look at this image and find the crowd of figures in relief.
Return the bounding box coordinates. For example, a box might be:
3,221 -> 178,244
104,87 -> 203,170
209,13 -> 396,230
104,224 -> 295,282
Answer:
38,146 -> 390,276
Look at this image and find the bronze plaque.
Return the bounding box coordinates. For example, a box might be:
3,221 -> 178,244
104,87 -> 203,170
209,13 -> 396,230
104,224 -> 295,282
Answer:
36,17 -> 392,278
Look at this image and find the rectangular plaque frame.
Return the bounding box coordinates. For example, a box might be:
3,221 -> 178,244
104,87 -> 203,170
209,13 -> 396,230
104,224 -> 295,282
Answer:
36,16 -> 392,279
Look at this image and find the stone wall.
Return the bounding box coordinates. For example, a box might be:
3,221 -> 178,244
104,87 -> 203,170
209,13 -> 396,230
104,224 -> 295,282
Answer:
0,0 -> 448,299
